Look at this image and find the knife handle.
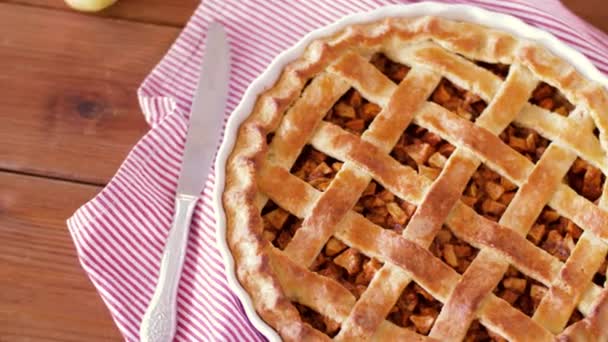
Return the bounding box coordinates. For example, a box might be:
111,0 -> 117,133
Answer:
139,194 -> 198,342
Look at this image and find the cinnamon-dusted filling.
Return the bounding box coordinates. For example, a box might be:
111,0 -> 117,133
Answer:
384,227 -> 477,335
595,259 -> 607,287
467,263 -> 584,341
430,78 -> 488,122
461,165 -> 518,222
476,62 -> 511,79
369,53 -> 411,84
354,180 -> 416,235
465,320 -> 508,342
291,145 -> 343,192
262,148 -> 343,248
465,195 -> 586,340
266,132 -> 275,145
294,302 -> 341,337
391,124 -> 455,181
494,266 -> 547,317
529,82 -> 574,115
566,157 -> 605,203
526,206 -> 583,263
324,88 -> 381,136
269,142 -> 384,336
563,157 -> 607,286
261,201 -> 302,250
429,226 -> 479,274
496,82 -> 573,164
465,311 -> 584,342
567,310 -> 585,328
301,243 -> 382,335
497,81 -> 576,165
323,53 -> 409,137
335,112 -> 454,236
494,267 -> 582,327
499,124 -> 550,163
387,282 -> 443,335
310,242 -> 383,300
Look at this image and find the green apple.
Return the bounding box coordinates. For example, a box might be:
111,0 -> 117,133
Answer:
64,0 -> 118,12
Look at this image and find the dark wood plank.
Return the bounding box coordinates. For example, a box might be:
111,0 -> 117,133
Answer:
3,0 -> 198,27
10,0 -> 604,35
562,0 -> 608,34
0,171 -> 121,341
0,3 -> 182,185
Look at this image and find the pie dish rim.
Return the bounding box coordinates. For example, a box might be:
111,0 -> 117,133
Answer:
211,2 -> 608,341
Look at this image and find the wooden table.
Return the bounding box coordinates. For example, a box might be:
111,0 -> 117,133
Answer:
0,1 -> 605,340
0,1 -> 198,340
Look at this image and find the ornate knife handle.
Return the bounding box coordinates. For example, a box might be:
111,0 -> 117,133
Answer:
139,195 -> 198,342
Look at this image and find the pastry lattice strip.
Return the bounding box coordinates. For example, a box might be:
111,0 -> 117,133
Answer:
257,31 -> 608,341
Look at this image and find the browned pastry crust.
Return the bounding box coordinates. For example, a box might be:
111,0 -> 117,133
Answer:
222,16 -> 608,341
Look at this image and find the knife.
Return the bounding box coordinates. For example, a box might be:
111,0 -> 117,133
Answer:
139,21 -> 230,342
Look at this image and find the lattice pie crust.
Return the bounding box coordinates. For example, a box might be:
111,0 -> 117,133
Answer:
222,16 -> 608,341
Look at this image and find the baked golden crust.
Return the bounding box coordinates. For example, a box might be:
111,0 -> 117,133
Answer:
222,16 -> 608,341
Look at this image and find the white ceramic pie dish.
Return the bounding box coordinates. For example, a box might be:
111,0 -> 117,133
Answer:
212,2 -> 608,341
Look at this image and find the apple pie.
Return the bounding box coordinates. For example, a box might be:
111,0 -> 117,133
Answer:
222,16 -> 608,341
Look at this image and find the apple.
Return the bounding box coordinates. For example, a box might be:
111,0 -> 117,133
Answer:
64,0 -> 118,12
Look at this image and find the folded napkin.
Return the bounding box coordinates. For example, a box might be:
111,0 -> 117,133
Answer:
68,1 -> 608,340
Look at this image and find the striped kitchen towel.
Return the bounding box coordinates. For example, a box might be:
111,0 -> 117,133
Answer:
67,1 -> 608,340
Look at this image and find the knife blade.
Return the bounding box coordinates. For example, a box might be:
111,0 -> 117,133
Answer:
140,21 -> 230,342
178,21 -> 231,196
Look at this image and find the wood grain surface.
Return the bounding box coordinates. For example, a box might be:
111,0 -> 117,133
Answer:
562,0 -> 608,33
0,1 -> 605,341
0,172 -> 121,341
0,3 -> 182,185
0,1 -> 197,340
4,0 -> 198,26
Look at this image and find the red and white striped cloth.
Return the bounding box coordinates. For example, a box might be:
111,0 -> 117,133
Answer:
68,1 -> 608,341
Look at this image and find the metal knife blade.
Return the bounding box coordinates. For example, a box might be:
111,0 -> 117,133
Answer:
177,21 -> 230,197
139,22 -> 231,342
